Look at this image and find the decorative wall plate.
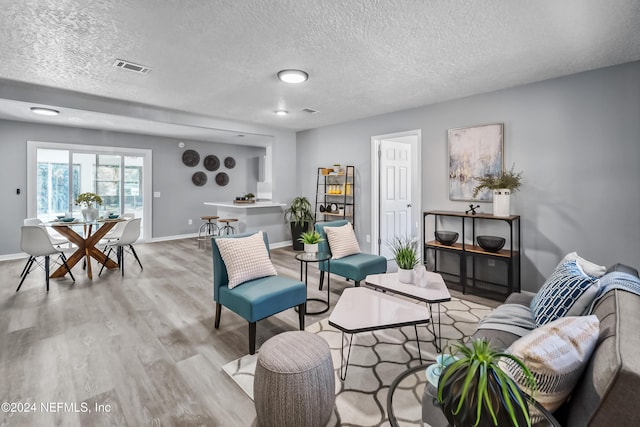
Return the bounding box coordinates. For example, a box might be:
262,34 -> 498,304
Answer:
192,171 -> 207,186
204,155 -> 220,171
182,149 -> 200,167
215,172 -> 229,186
224,156 -> 236,169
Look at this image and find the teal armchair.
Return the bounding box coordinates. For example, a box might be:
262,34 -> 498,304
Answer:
315,220 -> 387,289
212,232 -> 306,354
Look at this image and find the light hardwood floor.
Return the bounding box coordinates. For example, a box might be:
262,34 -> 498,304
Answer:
0,238 -> 498,426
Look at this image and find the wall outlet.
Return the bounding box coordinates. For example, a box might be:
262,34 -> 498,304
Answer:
188,219 -> 192,225
366,234 -> 371,243
153,191 -> 161,198
488,259 -> 495,267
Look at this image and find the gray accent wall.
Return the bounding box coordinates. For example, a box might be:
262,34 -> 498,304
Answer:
0,120 -> 298,255
296,61 -> 640,292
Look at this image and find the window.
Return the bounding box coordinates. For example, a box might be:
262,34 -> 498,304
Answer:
27,141 -> 152,241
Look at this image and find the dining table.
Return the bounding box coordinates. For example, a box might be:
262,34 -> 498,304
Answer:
47,218 -> 126,280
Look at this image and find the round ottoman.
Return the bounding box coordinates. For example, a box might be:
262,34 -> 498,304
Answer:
254,331 -> 335,427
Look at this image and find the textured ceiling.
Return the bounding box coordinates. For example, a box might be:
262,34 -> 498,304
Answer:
0,0 -> 639,133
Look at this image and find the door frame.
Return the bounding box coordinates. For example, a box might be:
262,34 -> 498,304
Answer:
370,129 -> 422,256
27,140 -> 153,241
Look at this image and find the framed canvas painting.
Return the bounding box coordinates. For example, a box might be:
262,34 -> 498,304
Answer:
448,123 -> 504,201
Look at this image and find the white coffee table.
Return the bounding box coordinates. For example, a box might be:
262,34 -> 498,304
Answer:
364,271 -> 451,352
328,287 -> 430,380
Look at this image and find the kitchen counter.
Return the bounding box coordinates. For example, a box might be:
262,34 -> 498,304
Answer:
203,201 -> 287,239
204,201 -> 286,209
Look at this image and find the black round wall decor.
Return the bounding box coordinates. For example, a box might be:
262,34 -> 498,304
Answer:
215,172 -> 229,186
192,171 -> 207,186
224,156 -> 236,169
203,155 -> 220,171
182,149 -> 200,167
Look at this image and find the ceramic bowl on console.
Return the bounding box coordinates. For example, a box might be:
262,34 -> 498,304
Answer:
434,231 -> 459,246
61,217 -> 75,223
476,235 -> 506,252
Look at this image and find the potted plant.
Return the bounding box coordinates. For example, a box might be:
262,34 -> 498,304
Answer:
298,230 -> 324,254
437,339 -> 536,427
472,165 -> 523,217
245,192 -> 256,203
390,237 -> 419,283
75,192 -> 103,222
284,196 -> 315,251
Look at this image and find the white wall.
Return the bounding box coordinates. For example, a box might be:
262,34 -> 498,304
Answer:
296,61 -> 640,292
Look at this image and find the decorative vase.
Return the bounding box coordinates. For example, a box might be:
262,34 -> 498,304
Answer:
304,243 -> 318,254
493,188 -> 511,217
398,268 -> 414,284
82,206 -> 99,222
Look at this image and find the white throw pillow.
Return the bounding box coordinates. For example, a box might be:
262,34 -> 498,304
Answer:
560,252 -> 606,278
215,231 -> 277,289
498,315 -> 600,412
324,222 -> 361,260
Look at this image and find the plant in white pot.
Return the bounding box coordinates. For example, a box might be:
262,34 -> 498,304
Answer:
75,192 -> 103,222
472,165 -> 523,217
390,237 -> 420,283
298,230 -> 324,254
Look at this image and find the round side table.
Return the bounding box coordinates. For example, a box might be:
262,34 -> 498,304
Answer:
295,252 -> 331,315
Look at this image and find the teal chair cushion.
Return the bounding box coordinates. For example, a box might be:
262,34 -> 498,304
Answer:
218,275 -> 306,322
315,220 -> 387,283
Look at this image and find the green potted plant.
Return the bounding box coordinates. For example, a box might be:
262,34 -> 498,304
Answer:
284,196 -> 315,251
437,339 -> 536,427
472,165 -> 523,217
298,230 -> 324,254
75,192 -> 103,222
390,237 -> 419,283
245,192 -> 256,202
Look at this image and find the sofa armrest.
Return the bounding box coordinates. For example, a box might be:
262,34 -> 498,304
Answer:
504,290 -> 536,306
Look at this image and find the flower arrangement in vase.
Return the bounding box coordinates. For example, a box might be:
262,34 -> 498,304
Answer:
75,192 -> 103,222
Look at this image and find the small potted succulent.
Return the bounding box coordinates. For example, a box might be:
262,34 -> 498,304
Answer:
298,230 -> 324,254
472,165 -> 523,217
437,339 -> 536,427
75,192 -> 103,222
390,237 -> 419,283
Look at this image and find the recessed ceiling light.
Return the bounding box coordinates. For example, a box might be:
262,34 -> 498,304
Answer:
275,110 -> 289,116
31,107 -> 60,116
277,69 -> 309,84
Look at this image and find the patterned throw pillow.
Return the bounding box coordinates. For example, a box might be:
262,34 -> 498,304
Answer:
560,252 -> 606,278
216,231 -> 277,289
530,260 -> 600,326
498,315 -> 600,412
324,222 -> 361,260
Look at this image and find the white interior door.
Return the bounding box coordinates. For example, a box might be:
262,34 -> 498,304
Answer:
379,139 -> 412,259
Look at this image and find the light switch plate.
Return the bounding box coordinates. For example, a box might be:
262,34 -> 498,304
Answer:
154,192 -> 161,198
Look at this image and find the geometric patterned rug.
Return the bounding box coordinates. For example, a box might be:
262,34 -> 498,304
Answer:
222,296 -> 492,426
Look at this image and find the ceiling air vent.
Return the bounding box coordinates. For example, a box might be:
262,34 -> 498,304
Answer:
301,108 -> 319,114
112,59 -> 151,74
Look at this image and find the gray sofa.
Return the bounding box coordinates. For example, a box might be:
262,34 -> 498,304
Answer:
471,264 -> 640,427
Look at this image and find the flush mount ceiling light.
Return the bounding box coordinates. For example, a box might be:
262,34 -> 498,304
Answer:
277,69 -> 309,84
275,110 -> 289,116
30,107 -> 60,116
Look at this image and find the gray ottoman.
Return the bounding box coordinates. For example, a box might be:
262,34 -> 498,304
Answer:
254,331 -> 335,427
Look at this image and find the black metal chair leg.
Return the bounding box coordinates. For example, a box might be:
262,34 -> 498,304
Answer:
45,255 -> 50,292
214,303 -> 221,328
120,246 -> 125,276
129,245 -> 143,270
19,256 -> 33,278
98,247 -> 114,277
60,253 -> 75,282
249,322 -> 257,355
298,303 -> 306,330
16,257 -> 35,291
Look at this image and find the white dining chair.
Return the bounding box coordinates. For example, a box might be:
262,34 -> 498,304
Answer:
100,213 -> 135,245
99,218 -> 143,277
23,218 -> 69,246
18,225 -> 75,292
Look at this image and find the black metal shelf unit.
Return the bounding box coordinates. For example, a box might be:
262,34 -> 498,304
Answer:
423,210 -> 521,300
314,166 -> 355,228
